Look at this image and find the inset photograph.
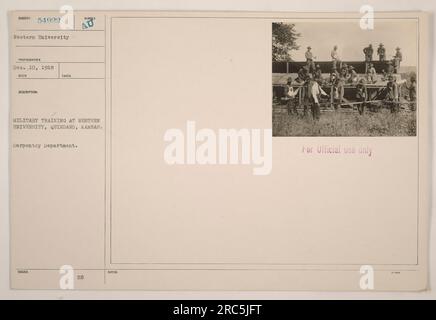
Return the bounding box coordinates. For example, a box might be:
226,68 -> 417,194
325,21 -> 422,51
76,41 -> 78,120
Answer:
272,20 -> 417,136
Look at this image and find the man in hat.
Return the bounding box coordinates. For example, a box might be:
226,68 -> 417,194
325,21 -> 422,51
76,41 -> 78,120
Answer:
348,65 -> 358,84
331,45 -> 342,70
393,47 -> 403,73
363,44 -> 373,62
314,64 -> 324,84
297,66 -> 308,83
285,77 -> 299,115
408,75 -> 417,111
377,43 -> 386,61
382,61 -> 394,80
330,70 -> 344,110
296,66 -> 309,106
385,74 -> 399,113
340,63 -> 349,80
366,63 -> 377,84
363,44 -> 373,73
307,73 -> 322,120
305,46 -> 316,74
386,60 -> 395,75
356,78 -> 368,115
409,76 -> 416,101
330,65 -> 340,81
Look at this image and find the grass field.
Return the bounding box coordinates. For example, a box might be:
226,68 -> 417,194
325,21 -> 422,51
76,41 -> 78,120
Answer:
273,107 -> 416,136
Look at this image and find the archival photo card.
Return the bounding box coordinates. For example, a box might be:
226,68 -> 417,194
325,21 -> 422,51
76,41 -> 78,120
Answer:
9,11 -> 430,291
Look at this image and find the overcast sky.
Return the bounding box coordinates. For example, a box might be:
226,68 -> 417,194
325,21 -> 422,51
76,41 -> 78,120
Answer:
288,19 -> 417,66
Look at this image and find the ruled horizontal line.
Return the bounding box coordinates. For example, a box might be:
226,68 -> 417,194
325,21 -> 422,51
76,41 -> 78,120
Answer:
16,77 -> 104,80
16,61 -> 104,63
15,268 -> 419,272
15,45 -> 104,48
16,29 -> 104,32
